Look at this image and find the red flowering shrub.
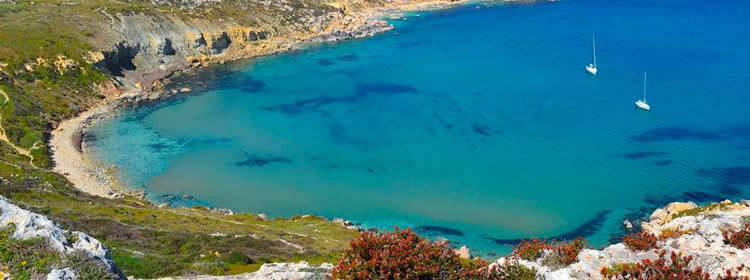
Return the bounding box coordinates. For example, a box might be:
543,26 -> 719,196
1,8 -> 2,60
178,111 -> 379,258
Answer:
720,265 -> 749,280
623,232 -> 659,251
512,238 -> 551,261
513,237 -> 587,268
601,250 -> 749,280
545,237 -> 587,266
329,227 -> 490,280
538,237 -> 588,268
723,224 -> 750,249
601,250 -> 708,279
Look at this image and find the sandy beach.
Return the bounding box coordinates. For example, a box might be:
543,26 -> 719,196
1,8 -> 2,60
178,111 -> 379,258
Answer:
50,103 -> 120,197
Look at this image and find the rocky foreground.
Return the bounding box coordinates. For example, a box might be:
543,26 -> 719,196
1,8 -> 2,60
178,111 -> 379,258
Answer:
494,200 -> 750,280
0,195 -> 122,280
3,196 -> 747,279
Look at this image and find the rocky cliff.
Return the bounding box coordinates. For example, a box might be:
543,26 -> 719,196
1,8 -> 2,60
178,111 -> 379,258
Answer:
87,0 -> 396,94
495,200 -> 750,280
0,195 -> 123,280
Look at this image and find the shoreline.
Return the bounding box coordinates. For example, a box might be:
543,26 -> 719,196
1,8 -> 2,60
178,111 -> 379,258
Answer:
50,0 -> 537,200
50,102 -> 122,198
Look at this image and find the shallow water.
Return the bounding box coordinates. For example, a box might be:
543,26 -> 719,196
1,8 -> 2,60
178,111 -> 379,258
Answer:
86,0 -> 750,256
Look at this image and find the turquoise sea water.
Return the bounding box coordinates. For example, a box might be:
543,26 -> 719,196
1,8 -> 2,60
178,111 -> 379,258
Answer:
86,0 -> 750,256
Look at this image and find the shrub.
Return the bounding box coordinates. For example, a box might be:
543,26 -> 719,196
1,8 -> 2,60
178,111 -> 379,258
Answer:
0,225 -> 62,279
63,250 -> 120,280
330,227 -> 491,280
723,224 -> 750,249
659,227 -> 695,240
601,250 -> 748,280
720,265 -> 749,280
623,232 -> 658,251
512,238 -> 551,261
221,251 -> 254,265
541,237 -> 587,268
513,237 -> 587,268
487,258 -> 541,280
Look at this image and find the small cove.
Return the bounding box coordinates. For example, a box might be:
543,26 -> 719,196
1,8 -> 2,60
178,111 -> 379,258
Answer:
85,0 -> 750,256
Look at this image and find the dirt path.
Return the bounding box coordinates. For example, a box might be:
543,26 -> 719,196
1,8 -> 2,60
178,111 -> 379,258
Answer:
0,89 -> 38,168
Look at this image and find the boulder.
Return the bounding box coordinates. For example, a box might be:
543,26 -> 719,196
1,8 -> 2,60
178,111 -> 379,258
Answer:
434,236 -> 449,245
455,245 -> 470,259
0,196 -> 122,278
664,201 -> 698,217
46,268 -> 78,280
649,208 -> 668,223
623,219 -> 633,229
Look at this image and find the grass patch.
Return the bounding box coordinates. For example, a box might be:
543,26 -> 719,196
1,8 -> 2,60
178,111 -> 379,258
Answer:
0,161 -> 356,278
0,225 -> 62,280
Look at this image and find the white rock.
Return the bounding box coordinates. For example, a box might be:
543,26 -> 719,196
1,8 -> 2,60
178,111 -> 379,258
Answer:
46,268 -> 78,280
0,196 -> 68,252
72,231 -> 118,272
0,196 -> 121,277
504,201 -> 750,280
455,245 -> 470,259
649,208 -> 668,223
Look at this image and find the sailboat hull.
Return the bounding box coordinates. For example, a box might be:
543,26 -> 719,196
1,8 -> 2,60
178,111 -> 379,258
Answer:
586,64 -> 597,75
635,100 -> 650,111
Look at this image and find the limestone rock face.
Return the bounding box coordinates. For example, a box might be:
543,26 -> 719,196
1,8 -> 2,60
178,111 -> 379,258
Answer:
0,195 -> 69,252
0,196 -> 122,279
495,200 -> 750,280
648,208 -> 668,223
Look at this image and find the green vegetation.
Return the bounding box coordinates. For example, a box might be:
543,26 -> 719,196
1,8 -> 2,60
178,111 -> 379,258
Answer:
0,0 -> 381,278
331,227 -> 542,280
672,201 -> 733,220
0,225 -> 120,280
0,225 -> 61,279
600,262 -> 635,276
0,161 -> 358,278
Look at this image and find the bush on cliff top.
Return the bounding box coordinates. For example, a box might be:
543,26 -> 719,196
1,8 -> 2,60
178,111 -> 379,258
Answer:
601,250 -> 748,280
623,232 -> 659,251
330,227 -> 481,279
723,223 -> 750,250
330,227 -> 541,280
512,237 -> 587,268
512,238 -> 549,261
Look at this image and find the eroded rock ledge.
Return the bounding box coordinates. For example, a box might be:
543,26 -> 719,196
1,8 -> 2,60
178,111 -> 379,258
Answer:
90,4 -> 395,94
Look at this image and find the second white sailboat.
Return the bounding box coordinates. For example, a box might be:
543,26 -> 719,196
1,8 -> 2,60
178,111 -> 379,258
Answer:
635,72 -> 650,111
586,34 -> 598,75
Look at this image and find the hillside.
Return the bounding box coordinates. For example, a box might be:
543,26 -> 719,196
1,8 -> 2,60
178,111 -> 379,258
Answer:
0,0 -> 424,278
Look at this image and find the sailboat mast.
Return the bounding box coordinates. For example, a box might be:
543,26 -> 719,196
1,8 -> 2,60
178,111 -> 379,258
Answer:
643,72 -> 647,102
592,35 -> 597,67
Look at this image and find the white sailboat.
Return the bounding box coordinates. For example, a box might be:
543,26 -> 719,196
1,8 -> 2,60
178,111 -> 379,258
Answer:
586,35 -> 598,75
635,72 -> 650,111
